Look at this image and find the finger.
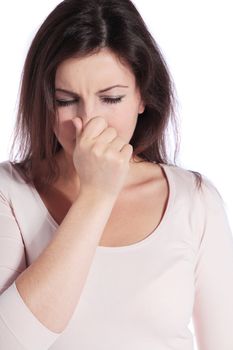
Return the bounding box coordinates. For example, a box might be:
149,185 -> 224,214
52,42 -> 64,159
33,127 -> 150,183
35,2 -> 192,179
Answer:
82,116 -> 108,139
72,118 -> 83,138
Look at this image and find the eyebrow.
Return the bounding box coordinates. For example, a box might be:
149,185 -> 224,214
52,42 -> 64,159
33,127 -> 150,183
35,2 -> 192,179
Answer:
55,85 -> 129,97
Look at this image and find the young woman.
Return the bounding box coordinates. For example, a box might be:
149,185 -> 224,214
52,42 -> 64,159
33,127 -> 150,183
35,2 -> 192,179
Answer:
0,1 -> 232,349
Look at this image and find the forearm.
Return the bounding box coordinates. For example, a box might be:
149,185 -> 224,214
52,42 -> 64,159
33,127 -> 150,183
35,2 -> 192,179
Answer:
15,189 -> 116,333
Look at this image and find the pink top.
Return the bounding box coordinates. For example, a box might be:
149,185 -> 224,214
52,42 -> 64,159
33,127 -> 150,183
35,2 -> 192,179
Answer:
0,160 -> 233,350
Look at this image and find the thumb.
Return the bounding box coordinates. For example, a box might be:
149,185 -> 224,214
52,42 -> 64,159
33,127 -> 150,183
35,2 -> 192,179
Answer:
72,117 -> 83,137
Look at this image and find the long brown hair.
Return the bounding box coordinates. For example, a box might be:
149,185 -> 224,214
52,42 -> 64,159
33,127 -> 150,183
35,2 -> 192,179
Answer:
9,0 -> 203,191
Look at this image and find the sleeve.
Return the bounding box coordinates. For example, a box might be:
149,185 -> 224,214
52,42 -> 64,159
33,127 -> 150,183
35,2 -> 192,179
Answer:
192,178 -> 233,350
0,191 -> 61,350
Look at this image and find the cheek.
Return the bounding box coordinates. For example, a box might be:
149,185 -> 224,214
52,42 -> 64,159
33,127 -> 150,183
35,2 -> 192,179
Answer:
109,107 -> 139,142
53,113 -> 75,141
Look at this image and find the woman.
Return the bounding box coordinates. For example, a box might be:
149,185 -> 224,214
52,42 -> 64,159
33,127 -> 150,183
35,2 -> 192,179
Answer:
0,1 -> 232,349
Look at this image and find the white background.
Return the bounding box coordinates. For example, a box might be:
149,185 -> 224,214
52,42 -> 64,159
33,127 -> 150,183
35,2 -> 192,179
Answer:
0,2 -> 232,348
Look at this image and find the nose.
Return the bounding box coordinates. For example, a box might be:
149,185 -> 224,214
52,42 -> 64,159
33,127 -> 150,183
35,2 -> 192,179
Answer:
77,100 -> 102,127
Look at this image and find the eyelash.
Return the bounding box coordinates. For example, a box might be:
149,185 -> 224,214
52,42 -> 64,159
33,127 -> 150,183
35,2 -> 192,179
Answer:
55,97 -> 124,107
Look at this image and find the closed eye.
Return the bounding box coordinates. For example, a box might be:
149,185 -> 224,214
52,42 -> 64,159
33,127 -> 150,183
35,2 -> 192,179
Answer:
55,96 -> 124,107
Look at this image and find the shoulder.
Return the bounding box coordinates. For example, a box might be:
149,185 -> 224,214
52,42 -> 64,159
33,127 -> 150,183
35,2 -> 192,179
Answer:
164,163 -> 224,207
0,161 -> 12,199
0,160 -> 12,177
0,160 -> 25,201
165,163 -> 228,239
0,161 -> 12,191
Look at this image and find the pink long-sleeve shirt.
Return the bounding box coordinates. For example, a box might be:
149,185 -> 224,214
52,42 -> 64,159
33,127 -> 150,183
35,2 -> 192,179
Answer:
0,160 -> 233,350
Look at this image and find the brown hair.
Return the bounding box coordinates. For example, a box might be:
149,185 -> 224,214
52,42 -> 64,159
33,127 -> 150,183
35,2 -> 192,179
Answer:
9,0 -> 203,191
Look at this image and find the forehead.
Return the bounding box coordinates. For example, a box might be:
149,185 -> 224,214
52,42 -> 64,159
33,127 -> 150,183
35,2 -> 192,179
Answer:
55,48 -> 136,88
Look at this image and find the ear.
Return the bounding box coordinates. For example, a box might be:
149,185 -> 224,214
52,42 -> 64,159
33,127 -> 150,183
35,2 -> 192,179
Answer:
138,99 -> 145,115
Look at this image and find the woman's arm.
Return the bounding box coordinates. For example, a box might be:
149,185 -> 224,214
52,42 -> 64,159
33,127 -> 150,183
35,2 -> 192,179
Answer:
15,188 -> 116,333
0,188 -> 117,349
192,179 -> 233,350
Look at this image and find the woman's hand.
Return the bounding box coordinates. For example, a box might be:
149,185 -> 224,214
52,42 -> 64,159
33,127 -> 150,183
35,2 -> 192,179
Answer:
72,116 -> 133,197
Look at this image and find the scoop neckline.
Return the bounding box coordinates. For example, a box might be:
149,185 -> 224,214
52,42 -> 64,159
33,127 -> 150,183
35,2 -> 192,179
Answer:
96,162 -> 176,252
10,161 -> 176,252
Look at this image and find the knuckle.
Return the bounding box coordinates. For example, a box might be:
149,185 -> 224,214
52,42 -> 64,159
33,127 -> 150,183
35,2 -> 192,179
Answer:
116,154 -> 125,164
91,143 -> 102,156
78,137 -> 88,148
108,127 -> 117,135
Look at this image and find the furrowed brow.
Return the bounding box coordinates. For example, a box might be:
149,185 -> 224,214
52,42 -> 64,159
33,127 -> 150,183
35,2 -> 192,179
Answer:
55,85 -> 129,97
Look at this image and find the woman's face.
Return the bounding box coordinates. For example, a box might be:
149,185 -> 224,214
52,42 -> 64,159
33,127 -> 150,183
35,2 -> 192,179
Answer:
54,48 -> 145,158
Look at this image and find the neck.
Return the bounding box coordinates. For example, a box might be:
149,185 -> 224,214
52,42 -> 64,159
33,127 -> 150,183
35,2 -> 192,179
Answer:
55,149 -> 147,191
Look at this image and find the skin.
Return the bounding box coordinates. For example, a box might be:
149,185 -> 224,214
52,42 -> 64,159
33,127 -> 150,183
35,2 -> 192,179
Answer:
14,51 -> 168,337
53,47 -> 146,193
